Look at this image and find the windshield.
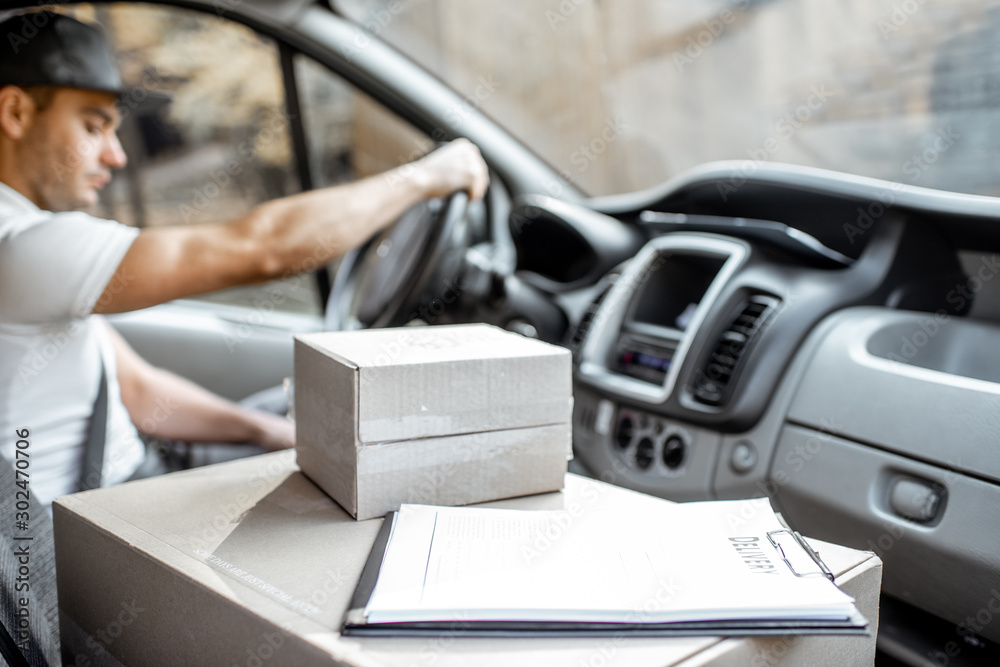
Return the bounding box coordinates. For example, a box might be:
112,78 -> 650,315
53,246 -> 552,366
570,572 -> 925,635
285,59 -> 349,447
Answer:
337,0 -> 1000,198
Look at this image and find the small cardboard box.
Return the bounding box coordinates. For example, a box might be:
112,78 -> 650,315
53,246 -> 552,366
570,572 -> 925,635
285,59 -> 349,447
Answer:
52,453 -> 882,667
294,324 -> 573,519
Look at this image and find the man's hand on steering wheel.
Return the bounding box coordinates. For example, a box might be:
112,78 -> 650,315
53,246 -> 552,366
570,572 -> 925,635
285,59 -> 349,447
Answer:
325,138 -> 491,330
412,138 -> 490,201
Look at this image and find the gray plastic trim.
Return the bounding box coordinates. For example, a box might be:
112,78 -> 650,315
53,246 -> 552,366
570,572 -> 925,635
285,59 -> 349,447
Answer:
578,234 -> 747,405
771,424 -> 1000,644
786,307 -> 1000,484
591,160 -> 1000,221
572,387 -> 723,503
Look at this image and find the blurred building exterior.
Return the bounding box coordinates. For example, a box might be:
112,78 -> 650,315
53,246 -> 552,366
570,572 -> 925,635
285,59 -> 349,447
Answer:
343,0 -> 1000,198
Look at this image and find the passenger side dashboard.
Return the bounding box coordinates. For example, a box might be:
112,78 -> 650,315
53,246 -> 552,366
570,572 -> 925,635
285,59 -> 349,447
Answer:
527,163 -> 1000,649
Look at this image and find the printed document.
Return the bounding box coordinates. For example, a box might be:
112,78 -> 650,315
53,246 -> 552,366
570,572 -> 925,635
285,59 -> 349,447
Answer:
364,498 -> 857,625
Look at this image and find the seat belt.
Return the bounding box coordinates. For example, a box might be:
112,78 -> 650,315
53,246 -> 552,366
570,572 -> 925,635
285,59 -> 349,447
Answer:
0,454 -> 59,666
77,361 -> 108,492
0,453 -> 55,667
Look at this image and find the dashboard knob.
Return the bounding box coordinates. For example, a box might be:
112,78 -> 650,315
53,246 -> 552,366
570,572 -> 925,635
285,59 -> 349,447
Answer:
730,441 -> 758,474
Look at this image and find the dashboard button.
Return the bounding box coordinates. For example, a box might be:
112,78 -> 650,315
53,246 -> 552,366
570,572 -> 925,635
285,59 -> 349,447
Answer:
594,399 -> 615,436
615,415 -> 634,450
890,478 -> 943,523
662,435 -> 686,469
635,438 -> 655,469
730,441 -> 758,474
694,380 -> 724,405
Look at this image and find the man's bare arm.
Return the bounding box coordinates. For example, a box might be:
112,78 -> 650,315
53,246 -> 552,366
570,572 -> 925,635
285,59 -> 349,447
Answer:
106,319 -> 294,450
94,139 -> 489,314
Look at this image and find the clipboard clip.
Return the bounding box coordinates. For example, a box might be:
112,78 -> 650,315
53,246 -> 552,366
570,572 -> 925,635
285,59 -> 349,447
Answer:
766,530 -> 835,582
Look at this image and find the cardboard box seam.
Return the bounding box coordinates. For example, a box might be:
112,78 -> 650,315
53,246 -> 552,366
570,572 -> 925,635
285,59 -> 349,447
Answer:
356,353 -> 571,369
356,418 -> 573,448
297,336 -> 360,370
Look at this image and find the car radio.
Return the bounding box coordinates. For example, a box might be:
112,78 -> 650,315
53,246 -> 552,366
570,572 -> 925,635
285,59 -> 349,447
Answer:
614,338 -> 676,384
577,234 -> 747,404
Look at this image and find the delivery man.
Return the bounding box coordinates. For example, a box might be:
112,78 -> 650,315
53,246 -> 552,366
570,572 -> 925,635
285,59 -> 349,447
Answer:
0,11 -> 490,506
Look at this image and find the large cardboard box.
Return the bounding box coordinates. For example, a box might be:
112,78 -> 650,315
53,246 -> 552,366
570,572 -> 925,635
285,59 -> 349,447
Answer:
52,452 -> 882,667
294,324 -> 573,519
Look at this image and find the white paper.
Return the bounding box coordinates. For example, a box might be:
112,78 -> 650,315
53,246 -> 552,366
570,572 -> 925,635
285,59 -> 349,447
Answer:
364,498 -> 858,625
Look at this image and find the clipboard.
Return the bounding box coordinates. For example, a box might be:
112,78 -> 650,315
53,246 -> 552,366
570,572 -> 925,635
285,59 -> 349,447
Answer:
342,510 -> 869,638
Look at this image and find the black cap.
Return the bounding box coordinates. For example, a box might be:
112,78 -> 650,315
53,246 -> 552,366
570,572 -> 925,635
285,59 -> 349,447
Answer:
0,11 -> 127,96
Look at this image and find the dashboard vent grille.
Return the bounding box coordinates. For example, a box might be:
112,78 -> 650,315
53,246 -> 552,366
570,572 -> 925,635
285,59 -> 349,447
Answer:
569,275 -> 618,351
692,295 -> 780,406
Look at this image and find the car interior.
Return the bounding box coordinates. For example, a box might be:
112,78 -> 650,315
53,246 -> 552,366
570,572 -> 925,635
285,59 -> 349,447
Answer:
6,0 -> 1000,663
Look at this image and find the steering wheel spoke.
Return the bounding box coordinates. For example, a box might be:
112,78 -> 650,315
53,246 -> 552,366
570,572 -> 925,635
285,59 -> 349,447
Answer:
326,191 -> 471,330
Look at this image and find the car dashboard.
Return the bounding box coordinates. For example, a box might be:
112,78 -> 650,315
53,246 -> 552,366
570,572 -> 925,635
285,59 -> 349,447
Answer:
507,161 -> 1000,652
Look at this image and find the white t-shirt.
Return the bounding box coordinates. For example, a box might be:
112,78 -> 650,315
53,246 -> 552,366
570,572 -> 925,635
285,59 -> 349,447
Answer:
0,182 -> 145,506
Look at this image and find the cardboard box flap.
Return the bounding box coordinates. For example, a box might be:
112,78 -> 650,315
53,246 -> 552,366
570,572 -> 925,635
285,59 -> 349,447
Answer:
297,325 -> 572,444
299,324 -> 563,368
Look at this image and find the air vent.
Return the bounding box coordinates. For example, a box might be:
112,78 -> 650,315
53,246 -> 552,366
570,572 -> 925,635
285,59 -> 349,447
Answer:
569,274 -> 618,351
692,295 -> 780,406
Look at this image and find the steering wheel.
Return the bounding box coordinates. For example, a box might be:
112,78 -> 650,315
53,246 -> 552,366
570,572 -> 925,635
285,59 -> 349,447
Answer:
325,191 -> 471,330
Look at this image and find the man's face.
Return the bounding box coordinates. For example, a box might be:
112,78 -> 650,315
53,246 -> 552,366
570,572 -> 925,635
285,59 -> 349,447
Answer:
20,87 -> 126,212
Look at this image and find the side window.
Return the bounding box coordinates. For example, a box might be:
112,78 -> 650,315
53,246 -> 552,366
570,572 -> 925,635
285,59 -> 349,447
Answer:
67,4 -> 319,314
294,54 -> 434,188
67,5 -> 434,316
